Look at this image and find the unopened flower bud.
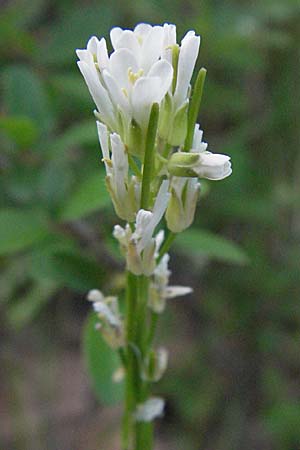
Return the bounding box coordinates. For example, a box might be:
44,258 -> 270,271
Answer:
142,348 -> 169,382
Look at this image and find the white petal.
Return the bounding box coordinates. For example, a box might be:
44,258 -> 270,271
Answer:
174,33 -> 200,108
192,124 -> 208,153
77,61 -> 114,124
102,69 -> 130,114
140,26 -> 164,72
97,121 -> 112,174
134,23 -> 152,40
133,209 -> 153,240
87,289 -> 104,302
162,23 -> 177,63
109,48 -> 139,91
110,133 -> 129,201
113,29 -> 140,56
138,180 -> 170,251
165,285 -> 193,298
96,37 -> 109,70
135,397 -> 165,422
87,36 -> 99,54
131,76 -> 162,128
147,60 -> 173,100
110,27 -> 123,49
196,152 -> 232,180
76,49 -> 93,64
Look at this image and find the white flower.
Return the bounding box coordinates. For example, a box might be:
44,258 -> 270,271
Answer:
191,124 -> 232,180
87,289 -> 124,348
135,397 -> 165,422
113,180 -> 170,275
76,25 -> 173,137
168,124 -> 232,181
166,176 -> 200,233
97,122 -> 140,221
149,254 -> 193,313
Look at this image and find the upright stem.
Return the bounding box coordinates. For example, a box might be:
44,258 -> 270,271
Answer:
141,103 -> 159,210
123,103 -> 161,450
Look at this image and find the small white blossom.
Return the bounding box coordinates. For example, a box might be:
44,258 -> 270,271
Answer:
191,124 -> 232,180
113,180 -> 170,276
149,254 -> 193,313
135,397 -> 165,422
166,176 -> 200,233
87,289 -> 124,349
97,122 -> 140,221
168,124 -> 232,181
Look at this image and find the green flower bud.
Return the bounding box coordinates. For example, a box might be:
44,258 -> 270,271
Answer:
142,348 -> 168,382
167,151 -> 200,177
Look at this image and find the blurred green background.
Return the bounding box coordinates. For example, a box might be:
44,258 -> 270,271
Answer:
1,0 -> 300,448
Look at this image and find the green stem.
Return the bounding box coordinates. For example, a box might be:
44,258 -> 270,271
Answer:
184,67 -> 207,152
158,230 -> 177,263
141,103 -> 160,210
122,272 -> 138,450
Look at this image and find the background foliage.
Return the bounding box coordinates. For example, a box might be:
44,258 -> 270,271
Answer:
1,0 -> 300,449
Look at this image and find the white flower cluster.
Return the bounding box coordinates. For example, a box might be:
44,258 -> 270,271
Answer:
77,23 -> 232,239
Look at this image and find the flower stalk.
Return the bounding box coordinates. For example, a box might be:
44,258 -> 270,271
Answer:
77,22 -> 232,450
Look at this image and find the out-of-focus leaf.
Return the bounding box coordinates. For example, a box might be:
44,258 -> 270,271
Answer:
175,229 -> 249,265
30,247 -> 105,292
59,172 -> 110,222
1,65 -> 54,135
5,0 -> 46,29
7,280 -> 56,330
35,4 -> 114,66
0,116 -> 38,148
37,161 -> 73,206
0,209 -> 49,255
50,73 -> 92,107
48,120 -> 97,156
82,311 -> 123,405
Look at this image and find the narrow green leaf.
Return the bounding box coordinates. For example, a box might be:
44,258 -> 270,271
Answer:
175,228 -> 249,265
0,209 -> 49,255
82,311 -> 123,405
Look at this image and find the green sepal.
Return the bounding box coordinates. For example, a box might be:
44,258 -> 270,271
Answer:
168,100 -> 189,146
167,151 -> 200,177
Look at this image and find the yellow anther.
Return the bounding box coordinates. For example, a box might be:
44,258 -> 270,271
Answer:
121,87 -> 129,98
102,157 -> 113,168
128,67 -> 144,85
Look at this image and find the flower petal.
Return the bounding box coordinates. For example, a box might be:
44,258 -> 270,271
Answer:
113,29 -> 140,56
174,31 -> 200,108
77,61 -> 114,124
110,27 -> 123,49
147,59 -> 173,100
96,37 -> 109,70
131,76 -> 162,128
109,48 -> 139,91
197,152 -> 232,180
140,26 -> 164,72
102,69 -> 130,115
